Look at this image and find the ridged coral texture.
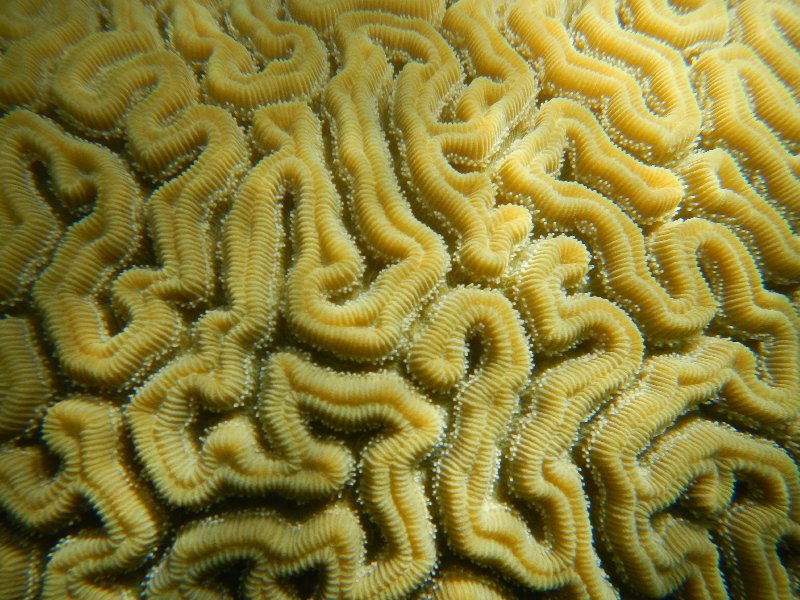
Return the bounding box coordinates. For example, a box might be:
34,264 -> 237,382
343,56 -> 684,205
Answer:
0,0 -> 798,598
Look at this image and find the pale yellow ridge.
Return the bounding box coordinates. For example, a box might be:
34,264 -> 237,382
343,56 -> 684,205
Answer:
431,567 -> 514,600
646,218 -> 800,429
146,506 -> 364,599
691,43 -> 800,229
0,399 -> 160,599
506,0 -> 700,163
0,317 -> 52,441
506,235 -> 643,599
497,100 -> 799,415
126,133 -> 291,504
409,288 -> 538,588
285,0 -> 445,32
495,99 -> 712,343
0,112 -> 66,306
274,15 -> 452,358
0,0 -> 96,110
0,524 -> 43,600
678,149 -> 800,284
586,338 -> 800,598
441,0 -> 537,164
164,0 -> 329,117
8,111 -> 178,389
126,111 -> 446,504
386,1 -> 535,279
254,100 -> 446,360
732,0 -> 800,103
51,0 -> 248,306
146,351 -> 442,599
615,0 -> 728,61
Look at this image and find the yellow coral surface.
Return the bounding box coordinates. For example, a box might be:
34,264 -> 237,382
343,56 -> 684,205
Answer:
1,0 -> 799,598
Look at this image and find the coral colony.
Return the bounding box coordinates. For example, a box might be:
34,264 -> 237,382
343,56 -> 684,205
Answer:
1,0 -> 799,598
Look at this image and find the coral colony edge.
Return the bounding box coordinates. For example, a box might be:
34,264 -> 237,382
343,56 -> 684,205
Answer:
0,0 -> 799,598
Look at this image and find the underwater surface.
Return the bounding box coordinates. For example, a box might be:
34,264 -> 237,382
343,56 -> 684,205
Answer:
1,0 -> 799,598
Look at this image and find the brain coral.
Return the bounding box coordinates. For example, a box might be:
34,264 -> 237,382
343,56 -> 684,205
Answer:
0,0 -> 799,598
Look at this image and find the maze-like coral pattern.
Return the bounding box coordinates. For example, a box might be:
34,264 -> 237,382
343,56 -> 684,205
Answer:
1,0 -> 798,598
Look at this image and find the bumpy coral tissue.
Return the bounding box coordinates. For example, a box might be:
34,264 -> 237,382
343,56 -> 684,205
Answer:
1,0 -> 799,598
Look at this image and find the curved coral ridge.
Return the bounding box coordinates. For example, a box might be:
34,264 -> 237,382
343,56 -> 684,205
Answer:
0,0 -> 798,598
